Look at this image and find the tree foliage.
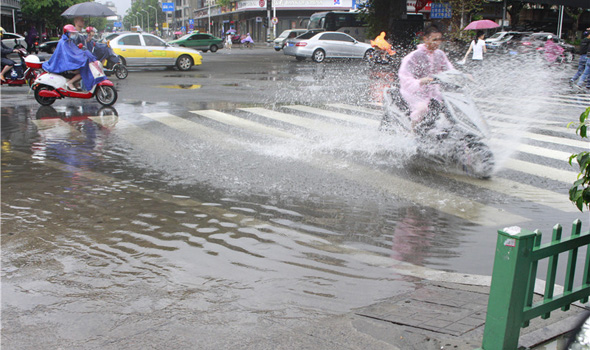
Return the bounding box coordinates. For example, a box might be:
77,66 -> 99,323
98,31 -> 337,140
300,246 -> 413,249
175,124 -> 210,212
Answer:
568,107 -> 590,212
445,0 -> 485,41
358,0 -> 406,40
20,0 -> 85,29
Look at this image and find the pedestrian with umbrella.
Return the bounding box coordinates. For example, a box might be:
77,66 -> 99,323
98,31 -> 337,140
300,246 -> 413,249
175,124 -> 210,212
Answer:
460,30 -> 487,65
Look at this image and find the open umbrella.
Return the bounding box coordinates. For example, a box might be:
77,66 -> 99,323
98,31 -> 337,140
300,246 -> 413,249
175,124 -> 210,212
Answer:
62,2 -> 116,18
174,31 -> 182,35
225,29 -> 236,34
463,20 -> 500,31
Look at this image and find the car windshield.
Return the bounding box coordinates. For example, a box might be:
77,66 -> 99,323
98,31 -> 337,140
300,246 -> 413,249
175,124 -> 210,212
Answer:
178,34 -> 192,40
488,32 -> 505,40
277,30 -> 290,39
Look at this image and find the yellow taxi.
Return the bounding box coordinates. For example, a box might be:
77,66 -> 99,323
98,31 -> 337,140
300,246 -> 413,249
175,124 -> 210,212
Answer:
109,32 -> 202,71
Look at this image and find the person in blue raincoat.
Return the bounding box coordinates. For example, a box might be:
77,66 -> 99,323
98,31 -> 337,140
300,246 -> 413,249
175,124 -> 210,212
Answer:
42,24 -> 105,91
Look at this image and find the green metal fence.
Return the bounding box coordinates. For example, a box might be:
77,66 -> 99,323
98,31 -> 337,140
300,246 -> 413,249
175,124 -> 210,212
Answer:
479,219 -> 590,350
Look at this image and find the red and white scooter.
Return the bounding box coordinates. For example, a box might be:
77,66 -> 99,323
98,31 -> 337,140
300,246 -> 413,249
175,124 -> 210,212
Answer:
29,62 -> 118,107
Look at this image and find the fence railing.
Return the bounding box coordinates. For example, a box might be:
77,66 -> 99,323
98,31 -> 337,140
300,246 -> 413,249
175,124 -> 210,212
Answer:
479,219 -> 590,350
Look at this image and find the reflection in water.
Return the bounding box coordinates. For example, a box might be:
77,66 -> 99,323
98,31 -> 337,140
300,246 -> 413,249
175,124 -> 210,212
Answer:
159,84 -> 202,89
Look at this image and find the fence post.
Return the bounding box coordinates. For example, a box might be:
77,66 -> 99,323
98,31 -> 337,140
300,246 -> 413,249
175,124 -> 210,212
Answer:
480,227 -> 538,350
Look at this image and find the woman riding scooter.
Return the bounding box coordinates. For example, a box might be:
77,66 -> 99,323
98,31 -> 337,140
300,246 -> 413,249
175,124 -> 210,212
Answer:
42,24 -> 105,91
0,27 -> 20,82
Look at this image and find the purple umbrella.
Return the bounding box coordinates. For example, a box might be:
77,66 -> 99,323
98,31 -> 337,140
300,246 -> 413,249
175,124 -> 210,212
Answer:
463,20 -> 500,31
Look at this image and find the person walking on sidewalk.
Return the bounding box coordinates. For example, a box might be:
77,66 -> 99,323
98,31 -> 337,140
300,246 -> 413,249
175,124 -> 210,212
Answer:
571,31 -> 590,86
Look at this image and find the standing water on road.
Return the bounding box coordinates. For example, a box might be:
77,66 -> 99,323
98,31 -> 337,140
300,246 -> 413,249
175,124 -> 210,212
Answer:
2,52 -> 588,349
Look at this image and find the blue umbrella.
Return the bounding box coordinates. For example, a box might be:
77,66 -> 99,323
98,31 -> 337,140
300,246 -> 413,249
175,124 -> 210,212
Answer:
226,29 -> 236,34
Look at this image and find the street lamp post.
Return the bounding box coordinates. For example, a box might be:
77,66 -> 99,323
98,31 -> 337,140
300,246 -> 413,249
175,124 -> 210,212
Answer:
148,5 -> 157,34
127,14 -> 137,30
137,12 -> 144,31
207,0 -> 211,34
142,9 -> 149,33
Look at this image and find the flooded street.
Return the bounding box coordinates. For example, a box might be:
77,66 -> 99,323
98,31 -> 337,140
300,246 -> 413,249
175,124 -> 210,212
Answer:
2,49 -> 589,348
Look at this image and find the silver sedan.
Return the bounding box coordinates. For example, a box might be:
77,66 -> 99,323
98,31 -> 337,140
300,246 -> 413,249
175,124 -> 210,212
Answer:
283,31 -> 374,63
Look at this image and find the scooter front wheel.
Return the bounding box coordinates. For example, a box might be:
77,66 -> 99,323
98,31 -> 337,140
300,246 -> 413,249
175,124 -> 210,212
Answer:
95,85 -> 117,106
34,85 -> 57,106
114,65 -> 128,79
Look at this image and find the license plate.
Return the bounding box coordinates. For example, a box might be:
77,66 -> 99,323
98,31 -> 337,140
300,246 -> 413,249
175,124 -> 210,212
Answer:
287,43 -> 294,47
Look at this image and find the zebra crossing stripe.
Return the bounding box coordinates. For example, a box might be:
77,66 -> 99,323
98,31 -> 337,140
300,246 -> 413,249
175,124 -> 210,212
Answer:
141,110 -> 525,226
482,111 -> 564,126
325,103 -> 383,116
440,173 -> 577,213
511,143 -> 573,162
190,110 -> 296,139
32,118 -> 75,131
239,107 -> 339,132
480,95 -> 589,108
314,155 -> 527,226
140,112 -> 239,149
503,158 -> 578,184
282,105 -> 379,127
488,119 -> 573,136
494,127 -> 588,149
555,94 -> 590,102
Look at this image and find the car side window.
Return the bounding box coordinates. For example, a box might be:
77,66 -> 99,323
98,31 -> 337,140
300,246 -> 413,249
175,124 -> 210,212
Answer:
319,33 -> 338,41
333,33 -> 354,43
118,34 -> 141,46
195,35 -> 208,40
143,34 -> 165,46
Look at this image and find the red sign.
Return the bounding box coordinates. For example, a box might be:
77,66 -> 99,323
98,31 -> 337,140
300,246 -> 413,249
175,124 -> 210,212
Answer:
259,0 -> 265,7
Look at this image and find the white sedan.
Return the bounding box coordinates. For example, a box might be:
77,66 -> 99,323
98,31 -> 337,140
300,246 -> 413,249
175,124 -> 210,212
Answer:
283,31 -> 374,63
2,32 -> 26,50
109,32 -> 202,71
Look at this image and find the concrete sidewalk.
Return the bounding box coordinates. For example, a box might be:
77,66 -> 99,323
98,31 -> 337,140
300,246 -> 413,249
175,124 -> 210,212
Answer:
232,244 -> 589,350
241,278 -> 585,350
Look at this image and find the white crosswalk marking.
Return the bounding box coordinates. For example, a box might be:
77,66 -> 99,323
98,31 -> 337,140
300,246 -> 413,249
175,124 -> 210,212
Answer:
117,111 -> 528,226
326,103 -> 382,116
239,107 -> 339,132
494,127 -> 588,149
87,97 -> 585,224
191,110 -> 296,139
503,158 -> 578,184
283,105 -> 380,127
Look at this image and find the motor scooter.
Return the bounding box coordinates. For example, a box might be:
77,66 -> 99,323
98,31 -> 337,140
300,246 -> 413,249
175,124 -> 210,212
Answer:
380,70 -> 495,179
30,64 -> 118,107
1,48 -> 43,87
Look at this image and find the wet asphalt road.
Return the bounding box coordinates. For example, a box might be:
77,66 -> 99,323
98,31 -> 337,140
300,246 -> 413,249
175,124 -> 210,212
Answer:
2,46 -> 590,349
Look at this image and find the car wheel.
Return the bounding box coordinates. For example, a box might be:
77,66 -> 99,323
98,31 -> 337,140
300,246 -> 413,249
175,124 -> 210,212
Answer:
312,49 -> 325,63
274,48 -> 281,52
201,49 -> 208,53
363,49 -> 375,61
176,55 -> 193,71
295,56 -> 306,61
210,45 -> 218,53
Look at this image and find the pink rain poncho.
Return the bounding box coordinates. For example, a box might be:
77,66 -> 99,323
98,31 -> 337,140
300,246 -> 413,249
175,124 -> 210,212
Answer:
398,43 -> 454,122
544,39 -> 564,63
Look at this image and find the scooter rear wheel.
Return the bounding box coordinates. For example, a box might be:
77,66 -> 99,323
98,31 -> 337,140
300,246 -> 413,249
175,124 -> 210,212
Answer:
95,85 -> 117,106
114,65 -> 128,79
34,85 -> 57,106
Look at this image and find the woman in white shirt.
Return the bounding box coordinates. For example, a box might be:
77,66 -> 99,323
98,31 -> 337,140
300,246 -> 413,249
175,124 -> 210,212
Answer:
462,30 -> 487,63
